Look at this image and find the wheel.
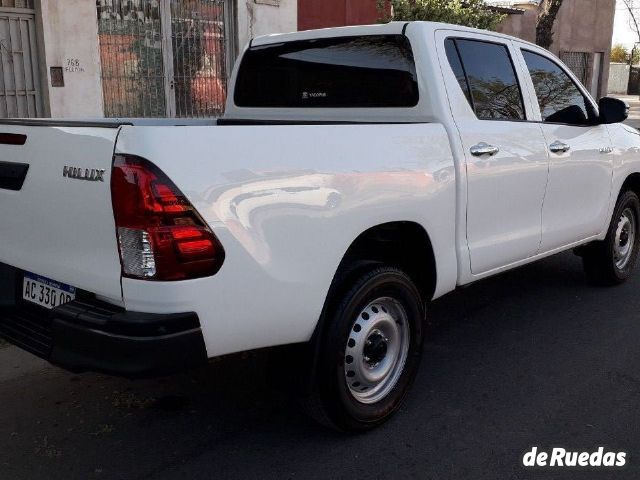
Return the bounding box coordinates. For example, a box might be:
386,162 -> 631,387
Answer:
582,190 -> 640,286
305,266 -> 425,432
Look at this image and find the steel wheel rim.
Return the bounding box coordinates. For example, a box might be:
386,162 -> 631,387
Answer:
344,297 -> 410,405
614,207 -> 636,270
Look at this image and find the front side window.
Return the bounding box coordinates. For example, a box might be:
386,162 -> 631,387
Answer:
522,50 -> 595,125
446,38 -> 525,121
234,35 -> 419,108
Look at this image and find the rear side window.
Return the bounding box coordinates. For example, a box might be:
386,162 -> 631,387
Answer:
446,38 -> 525,121
522,50 -> 595,125
444,39 -> 473,107
234,35 -> 419,108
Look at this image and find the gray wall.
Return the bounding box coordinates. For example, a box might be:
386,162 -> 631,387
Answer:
35,0 -> 104,117
497,0 -> 616,98
608,63 -> 631,94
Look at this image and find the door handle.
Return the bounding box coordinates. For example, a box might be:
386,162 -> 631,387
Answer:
470,142 -> 500,157
549,141 -> 570,154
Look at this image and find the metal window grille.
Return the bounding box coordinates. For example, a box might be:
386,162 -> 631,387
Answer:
0,7 -> 43,118
559,51 -> 590,86
0,1 -> 34,8
97,0 -> 233,118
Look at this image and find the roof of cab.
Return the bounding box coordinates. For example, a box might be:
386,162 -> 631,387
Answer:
250,21 -> 408,47
250,20 -> 539,50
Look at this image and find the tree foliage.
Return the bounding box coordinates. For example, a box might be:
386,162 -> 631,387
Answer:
611,44 -> 629,63
610,43 -> 640,65
377,0 -> 506,31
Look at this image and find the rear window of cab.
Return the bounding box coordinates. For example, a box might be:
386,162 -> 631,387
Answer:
234,35 -> 419,108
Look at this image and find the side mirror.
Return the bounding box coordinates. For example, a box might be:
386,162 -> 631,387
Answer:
598,97 -> 629,124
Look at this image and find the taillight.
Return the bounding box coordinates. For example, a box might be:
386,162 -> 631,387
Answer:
111,155 -> 225,281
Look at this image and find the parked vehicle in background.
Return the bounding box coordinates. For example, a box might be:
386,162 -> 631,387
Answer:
0,22 -> 637,432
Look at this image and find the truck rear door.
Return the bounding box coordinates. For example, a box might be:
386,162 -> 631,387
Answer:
0,121 -> 123,304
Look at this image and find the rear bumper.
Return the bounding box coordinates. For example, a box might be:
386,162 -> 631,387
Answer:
0,297 -> 208,378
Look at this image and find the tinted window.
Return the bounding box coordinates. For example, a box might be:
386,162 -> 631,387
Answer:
445,39 -> 473,107
522,50 -> 594,125
453,39 -> 525,120
234,35 -> 419,108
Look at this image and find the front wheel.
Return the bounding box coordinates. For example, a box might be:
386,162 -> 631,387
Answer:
582,190 -> 640,285
304,266 -> 425,432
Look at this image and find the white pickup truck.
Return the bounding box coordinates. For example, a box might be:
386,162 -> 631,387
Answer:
0,21 -> 637,431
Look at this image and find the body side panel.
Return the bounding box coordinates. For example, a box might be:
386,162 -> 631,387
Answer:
115,123 -> 457,357
606,124 -> 640,222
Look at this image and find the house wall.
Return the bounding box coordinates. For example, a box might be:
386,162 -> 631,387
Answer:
237,0 -> 297,51
30,0 -> 296,118
550,0 -> 615,58
298,0 -> 379,31
495,7 -> 537,44
35,0 -> 104,117
29,0 -> 614,118
608,63 -> 631,94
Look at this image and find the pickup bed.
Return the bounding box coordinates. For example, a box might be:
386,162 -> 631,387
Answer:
1,21 -> 638,431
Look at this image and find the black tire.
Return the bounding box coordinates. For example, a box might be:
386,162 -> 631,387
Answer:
582,190 -> 640,286
304,266 -> 425,432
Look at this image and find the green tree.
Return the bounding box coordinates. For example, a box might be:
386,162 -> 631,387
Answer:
377,0 -> 505,31
611,44 -> 630,63
610,43 -> 640,65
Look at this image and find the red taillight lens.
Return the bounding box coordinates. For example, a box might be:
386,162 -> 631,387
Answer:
111,155 -> 225,281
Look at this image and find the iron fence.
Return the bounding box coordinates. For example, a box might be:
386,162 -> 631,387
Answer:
97,0 -> 231,118
0,1 -> 33,8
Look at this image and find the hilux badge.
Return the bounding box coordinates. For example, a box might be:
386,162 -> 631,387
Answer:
62,166 -> 106,182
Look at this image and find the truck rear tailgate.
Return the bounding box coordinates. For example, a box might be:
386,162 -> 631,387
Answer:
0,123 -> 123,303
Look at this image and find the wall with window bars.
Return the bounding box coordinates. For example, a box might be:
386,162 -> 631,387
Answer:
0,1 -> 33,8
97,0 -> 296,118
2,0 -> 297,118
98,0 -> 234,118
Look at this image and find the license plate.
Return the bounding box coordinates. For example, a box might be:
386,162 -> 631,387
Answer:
22,272 -> 76,310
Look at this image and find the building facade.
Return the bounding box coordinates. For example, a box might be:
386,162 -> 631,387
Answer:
0,0 -> 615,119
304,0 -> 617,99
0,0 -> 297,119
492,0 -> 616,99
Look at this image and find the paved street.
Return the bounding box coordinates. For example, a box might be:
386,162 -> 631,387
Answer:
2,251 -> 640,479
616,94 -> 640,129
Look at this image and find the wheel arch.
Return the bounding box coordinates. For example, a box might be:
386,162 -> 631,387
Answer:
297,221 -> 437,395
620,172 -> 640,201
330,221 -> 437,303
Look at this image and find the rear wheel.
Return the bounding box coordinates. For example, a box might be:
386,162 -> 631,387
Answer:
582,190 -> 640,285
305,266 -> 425,432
